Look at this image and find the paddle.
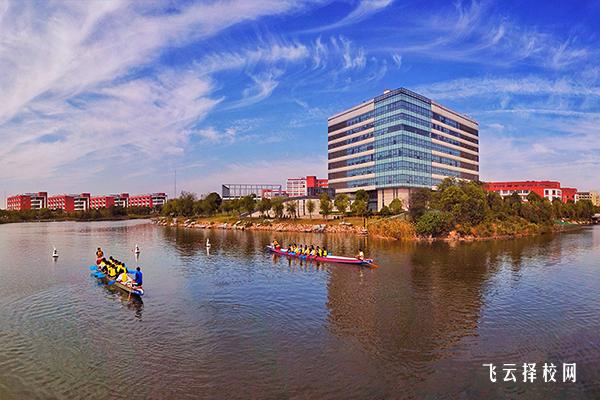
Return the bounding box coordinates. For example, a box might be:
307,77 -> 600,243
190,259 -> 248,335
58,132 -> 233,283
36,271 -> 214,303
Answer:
89,265 -> 98,270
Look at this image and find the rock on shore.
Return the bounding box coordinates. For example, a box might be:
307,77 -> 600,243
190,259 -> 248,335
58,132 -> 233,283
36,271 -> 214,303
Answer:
153,217 -> 366,235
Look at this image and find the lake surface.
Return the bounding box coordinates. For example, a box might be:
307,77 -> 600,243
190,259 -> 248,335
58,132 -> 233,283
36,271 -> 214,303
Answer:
0,220 -> 599,399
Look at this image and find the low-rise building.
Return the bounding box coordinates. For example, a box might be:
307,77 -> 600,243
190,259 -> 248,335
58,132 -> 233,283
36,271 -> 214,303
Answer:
112,193 -> 129,208
129,193 -> 167,208
48,193 -> 90,212
90,195 -> 116,209
7,192 -> 48,211
287,176 -> 329,197
561,187 -> 577,203
261,189 -> 288,199
575,191 -> 600,206
48,195 -> 75,212
484,181 -> 577,203
222,184 -> 283,200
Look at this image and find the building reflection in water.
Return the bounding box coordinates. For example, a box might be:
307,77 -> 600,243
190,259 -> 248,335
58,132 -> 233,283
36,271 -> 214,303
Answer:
323,233 -> 561,395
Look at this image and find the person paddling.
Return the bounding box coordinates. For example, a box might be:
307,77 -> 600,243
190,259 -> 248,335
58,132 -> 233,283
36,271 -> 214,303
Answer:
356,249 -> 365,260
96,247 -> 104,264
134,267 -> 143,287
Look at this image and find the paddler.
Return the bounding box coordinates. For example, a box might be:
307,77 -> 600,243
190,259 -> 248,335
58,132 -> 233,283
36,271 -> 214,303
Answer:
96,247 -> 104,264
356,249 -> 365,260
118,270 -> 132,286
322,247 -> 328,257
134,267 -> 143,287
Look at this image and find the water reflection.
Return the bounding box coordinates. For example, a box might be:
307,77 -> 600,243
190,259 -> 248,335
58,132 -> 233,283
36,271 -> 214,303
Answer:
1,221 -> 598,399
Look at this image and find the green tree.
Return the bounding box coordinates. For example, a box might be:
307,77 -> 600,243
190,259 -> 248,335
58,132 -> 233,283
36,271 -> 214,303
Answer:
526,191 -> 543,203
552,198 -> 563,219
178,191 -> 196,216
563,201 -> 576,219
379,205 -> 391,216
334,193 -> 349,215
409,188 -> 431,221
240,195 -> 256,216
220,200 -> 234,215
257,198 -> 272,217
193,199 -> 205,215
203,192 -> 222,215
319,193 -> 332,219
351,199 -> 368,217
486,191 -> 504,215
576,200 -> 594,220
388,198 -> 404,215
415,210 -> 453,237
354,189 -> 369,203
504,192 -> 523,216
285,201 -> 297,218
271,197 -> 285,219
306,199 -> 315,219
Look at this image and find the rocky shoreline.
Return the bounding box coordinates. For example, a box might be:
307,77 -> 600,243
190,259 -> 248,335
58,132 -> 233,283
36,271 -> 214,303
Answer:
153,217 -> 368,235
153,216 -> 589,242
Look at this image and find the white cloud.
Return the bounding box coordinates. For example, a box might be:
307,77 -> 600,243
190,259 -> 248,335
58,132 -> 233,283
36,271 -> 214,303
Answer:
0,0 -> 312,193
304,0 -> 393,32
417,76 -> 600,101
377,1 -> 593,70
331,36 -> 366,70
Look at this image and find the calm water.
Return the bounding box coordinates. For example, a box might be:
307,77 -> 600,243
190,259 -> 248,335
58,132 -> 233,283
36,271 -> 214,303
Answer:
0,220 -> 599,399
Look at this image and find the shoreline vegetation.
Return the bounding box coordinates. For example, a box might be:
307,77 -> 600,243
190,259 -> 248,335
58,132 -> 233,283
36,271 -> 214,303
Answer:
153,178 -> 597,242
0,206 -> 155,225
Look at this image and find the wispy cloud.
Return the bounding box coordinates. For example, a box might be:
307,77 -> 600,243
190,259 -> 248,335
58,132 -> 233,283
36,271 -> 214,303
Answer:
0,0 -> 313,193
375,1 -> 594,70
417,76 -> 600,101
303,0 -> 393,32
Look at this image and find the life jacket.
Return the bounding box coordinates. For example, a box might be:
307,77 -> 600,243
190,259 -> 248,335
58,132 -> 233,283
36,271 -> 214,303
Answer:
317,249 -> 322,257
108,267 -> 116,277
119,272 -> 128,283
323,250 -> 328,256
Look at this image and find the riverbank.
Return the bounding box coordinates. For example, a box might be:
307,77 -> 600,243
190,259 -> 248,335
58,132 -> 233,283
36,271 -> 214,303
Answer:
153,216 -> 590,241
154,216 -> 368,235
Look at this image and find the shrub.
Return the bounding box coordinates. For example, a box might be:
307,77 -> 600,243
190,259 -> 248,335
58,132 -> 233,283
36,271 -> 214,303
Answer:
415,210 -> 453,237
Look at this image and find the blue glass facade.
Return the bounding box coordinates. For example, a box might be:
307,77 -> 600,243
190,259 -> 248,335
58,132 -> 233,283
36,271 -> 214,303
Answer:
373,89 -> 433,189
327,87 -> 479,198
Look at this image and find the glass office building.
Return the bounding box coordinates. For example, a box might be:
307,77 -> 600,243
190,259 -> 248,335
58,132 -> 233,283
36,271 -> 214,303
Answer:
327,88 -> 479,210
221,184 -> 283,200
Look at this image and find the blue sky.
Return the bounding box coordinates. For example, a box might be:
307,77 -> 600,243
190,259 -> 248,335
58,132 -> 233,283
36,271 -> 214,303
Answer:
1,0 -> 599,199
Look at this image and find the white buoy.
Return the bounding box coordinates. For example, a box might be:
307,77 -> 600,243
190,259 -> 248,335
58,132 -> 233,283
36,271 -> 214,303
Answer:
206,238 -> 211,248
134,244 -> 140,254
52,247 -> 58,258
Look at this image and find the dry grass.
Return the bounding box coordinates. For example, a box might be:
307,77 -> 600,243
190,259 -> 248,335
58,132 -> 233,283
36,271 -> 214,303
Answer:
368,218 -> 415,240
